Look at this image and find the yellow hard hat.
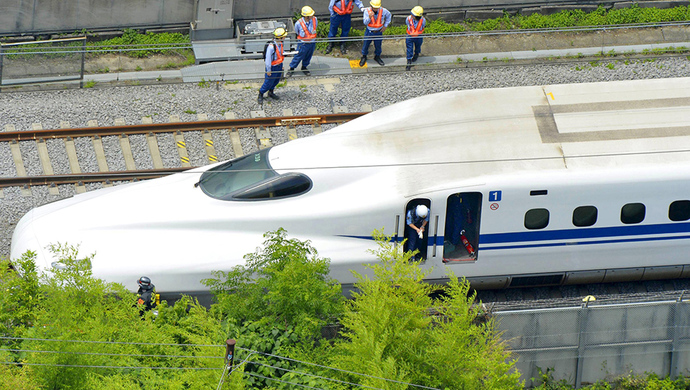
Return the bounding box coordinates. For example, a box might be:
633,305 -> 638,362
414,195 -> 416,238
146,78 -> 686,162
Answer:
411,6 -> 423,17
302,5 -> 315,16
370,0 -> 381,8
273,27 -> 287,38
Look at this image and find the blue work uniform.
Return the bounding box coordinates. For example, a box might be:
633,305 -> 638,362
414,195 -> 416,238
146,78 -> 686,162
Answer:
290,16 -> 317,70
361,7 -> 391,57
260,40 -> 284,94
406,208 -> 429,259
405,15 -> 426,60
328,0 -> 364,39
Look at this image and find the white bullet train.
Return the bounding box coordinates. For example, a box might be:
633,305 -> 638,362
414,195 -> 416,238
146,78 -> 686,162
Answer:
11,76 -> 690,297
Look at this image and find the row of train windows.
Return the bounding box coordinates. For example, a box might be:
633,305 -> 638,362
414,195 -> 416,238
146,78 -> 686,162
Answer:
524,200 -> 690,230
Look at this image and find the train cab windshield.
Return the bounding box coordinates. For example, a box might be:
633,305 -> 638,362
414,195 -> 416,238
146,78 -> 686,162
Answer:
197,148 -> 312,201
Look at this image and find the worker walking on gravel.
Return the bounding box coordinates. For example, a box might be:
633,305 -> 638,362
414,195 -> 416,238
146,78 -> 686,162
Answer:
405,6 -> 426,71
258,27 -> 287,105
287,6 -> 318,77
359,0 -> 391,67
325,0 -> 364,55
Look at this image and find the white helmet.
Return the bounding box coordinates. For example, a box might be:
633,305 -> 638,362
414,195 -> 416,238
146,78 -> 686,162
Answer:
416,205 -> 429,218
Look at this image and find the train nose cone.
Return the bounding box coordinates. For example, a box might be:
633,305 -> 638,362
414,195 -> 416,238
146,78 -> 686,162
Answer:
10,209 -> 43,264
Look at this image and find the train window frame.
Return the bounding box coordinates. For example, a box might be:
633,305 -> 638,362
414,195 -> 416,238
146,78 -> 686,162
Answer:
232,173 -> 312,201
572,205 -> 598,227
669,200 -> 690,222
198,148 -> 281,201
524,208 -> 550,230
620,203 -> 646,224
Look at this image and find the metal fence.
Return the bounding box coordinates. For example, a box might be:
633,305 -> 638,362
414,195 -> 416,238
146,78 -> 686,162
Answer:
0,37 -> 86,87
496,296 -> 690,388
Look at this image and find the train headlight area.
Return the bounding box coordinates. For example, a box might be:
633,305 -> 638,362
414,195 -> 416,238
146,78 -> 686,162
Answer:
11,77 -> 690,297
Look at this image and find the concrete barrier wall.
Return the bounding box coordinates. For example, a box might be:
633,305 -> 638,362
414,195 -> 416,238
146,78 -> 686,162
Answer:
497,300 -> 690,387
1,0 -> 194,35
2,0 -> 689,36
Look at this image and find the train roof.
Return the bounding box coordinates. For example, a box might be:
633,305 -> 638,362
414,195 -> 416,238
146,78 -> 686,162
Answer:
269,77 -> 690,196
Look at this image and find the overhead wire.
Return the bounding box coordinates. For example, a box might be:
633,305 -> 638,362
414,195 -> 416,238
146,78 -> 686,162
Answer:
236,347 -> 442,390
246,360 -> 391,390
1,348 -> 224,360
0,335 -> 440,389
0,335 -> 223,348
0,360 -> 222,371
245,371 -> 327,390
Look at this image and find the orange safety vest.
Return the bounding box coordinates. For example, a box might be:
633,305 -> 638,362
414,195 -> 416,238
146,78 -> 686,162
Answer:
367,8 -> 383,29
271,42 -> 284,66
297,18 -> 317,41
406,15 -> 425,36
333,0 -> 354,15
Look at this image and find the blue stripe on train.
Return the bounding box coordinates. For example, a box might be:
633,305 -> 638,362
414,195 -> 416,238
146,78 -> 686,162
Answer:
337,221 -> 690,250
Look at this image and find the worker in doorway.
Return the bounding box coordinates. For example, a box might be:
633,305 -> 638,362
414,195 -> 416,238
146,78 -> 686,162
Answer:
359,0 -> 391,67
287,6 -> 318,77
136,276 -> 157,313
258,27 -> 287,105
405,6 -> 426,71
325,0 -> 364,54
406,204 -> 429,261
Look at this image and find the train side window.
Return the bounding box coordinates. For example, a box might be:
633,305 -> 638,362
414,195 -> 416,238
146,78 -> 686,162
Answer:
525,208 -> 549,230
669,200 -> 690,221
572,206 -> 597,227
621,203 -> 645,224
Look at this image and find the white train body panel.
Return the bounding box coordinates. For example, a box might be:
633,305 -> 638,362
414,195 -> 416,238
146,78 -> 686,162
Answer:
11,77 -> 690,293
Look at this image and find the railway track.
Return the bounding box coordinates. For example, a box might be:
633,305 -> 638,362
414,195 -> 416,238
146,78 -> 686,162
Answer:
0,111 -> 367,191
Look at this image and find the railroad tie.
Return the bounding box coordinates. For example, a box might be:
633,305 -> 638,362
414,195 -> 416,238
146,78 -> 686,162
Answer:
202,130 -> 218,163
283,109 -> 298,141
89,120 -> 110,172
119,134 -> 137,171
174,131 -> 191,167
307,108 -> 322,135
250,110 -> 271,149
143,117 -> 164,169
198,114 -> 218,163
7,124 -> 27,178
223,112 -> 244,158
228,127 -> 244,159
61,123 -> 83,173
33,123 -> 59,196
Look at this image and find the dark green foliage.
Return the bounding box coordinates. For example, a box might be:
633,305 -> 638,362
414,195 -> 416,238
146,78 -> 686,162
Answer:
205,228 -> 343,337
88,29 -> 190,58
204,228 -> 345,389
0,244 -> 235,389
374,5 -> 690,35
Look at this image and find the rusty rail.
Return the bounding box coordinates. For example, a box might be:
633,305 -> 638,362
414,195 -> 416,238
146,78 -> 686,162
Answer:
0,112 -> 367,141
0,168 -> 191,188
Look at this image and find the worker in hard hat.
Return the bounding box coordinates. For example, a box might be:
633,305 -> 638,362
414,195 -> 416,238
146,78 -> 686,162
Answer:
405,204 -> 430,261
360,0 -> 391,67
405,6 -> 426,71
325,0 -> 364,55
258,27 -> 287,105
286,6 -> 318,77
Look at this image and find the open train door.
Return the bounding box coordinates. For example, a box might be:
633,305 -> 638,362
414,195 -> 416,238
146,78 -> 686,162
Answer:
403,199 -> 431,261
443,192 -> 482,262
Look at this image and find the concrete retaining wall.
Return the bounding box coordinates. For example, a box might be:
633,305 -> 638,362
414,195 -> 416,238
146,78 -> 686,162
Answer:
2,0 -> 689,37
